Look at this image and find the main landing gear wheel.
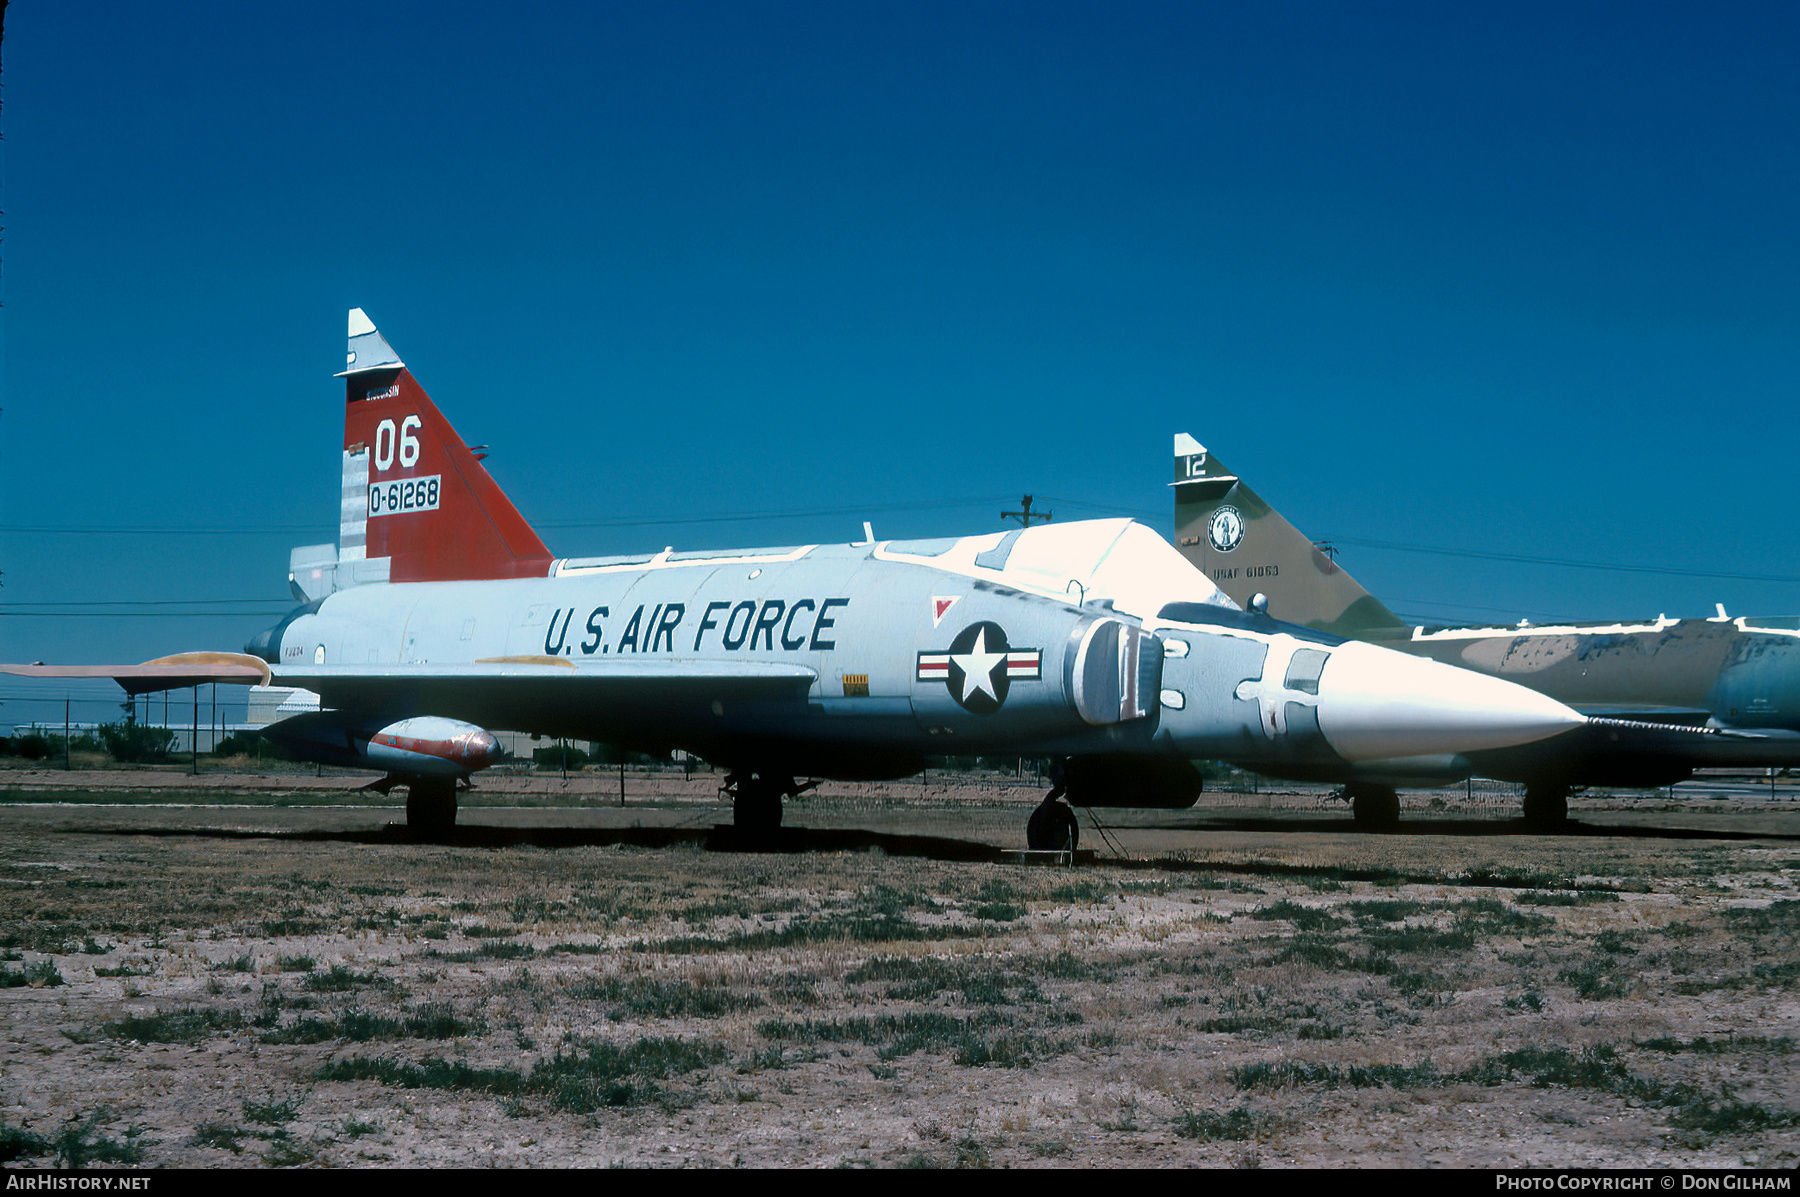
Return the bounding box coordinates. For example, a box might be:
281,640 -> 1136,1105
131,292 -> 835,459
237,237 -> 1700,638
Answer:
405,777 -> 458,841
1521,783 -> 1569,830
725,771 -> 791,840
1347,783 -> 1400,831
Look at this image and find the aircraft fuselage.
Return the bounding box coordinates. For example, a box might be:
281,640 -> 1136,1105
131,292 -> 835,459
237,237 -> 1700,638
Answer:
254,528 -> 1582,788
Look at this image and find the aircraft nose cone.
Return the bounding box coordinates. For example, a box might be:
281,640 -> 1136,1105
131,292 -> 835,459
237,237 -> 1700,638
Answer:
1315,641 -> 1585,762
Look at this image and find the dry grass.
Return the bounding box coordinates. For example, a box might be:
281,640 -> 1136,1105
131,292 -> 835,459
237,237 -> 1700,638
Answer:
0,785 -> 1797,1166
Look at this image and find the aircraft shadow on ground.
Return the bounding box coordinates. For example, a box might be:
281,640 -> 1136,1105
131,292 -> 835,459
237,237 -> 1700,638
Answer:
74,822 -> 1010,862
65,812 -> 1800,873
66,817 -> 1800,896
1109,814 -> 1800,842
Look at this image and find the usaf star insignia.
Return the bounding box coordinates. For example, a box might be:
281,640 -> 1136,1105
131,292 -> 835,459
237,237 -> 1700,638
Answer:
917,621 -> 1041,715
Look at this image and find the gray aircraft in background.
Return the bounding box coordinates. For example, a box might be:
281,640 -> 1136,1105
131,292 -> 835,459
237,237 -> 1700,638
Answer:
1171,433 -> 1800,827
3,316 -> 1596,848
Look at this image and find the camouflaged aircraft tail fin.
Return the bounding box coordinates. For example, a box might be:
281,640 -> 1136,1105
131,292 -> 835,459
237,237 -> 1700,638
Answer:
1171,433 -> 1404,635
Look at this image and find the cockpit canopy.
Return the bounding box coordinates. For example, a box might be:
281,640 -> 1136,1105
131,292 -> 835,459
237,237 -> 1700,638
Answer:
881,518 -> 1235,620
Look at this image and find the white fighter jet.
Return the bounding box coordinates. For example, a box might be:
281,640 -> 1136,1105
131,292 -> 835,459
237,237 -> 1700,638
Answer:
5,312 -> 1587,846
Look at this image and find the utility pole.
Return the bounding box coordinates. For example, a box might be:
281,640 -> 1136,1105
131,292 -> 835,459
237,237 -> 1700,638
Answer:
63,696 -> 70,771
1001,495 -> 1052,528
191,686 -> 199,775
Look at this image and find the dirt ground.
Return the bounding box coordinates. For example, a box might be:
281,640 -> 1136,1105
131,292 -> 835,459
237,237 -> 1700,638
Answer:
1,771 -> 1797,1168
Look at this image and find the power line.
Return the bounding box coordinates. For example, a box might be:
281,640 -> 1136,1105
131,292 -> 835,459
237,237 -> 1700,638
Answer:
0,694 -> 207,705
1333,536 -> 1800,585
0,611 -> 291,618
1032,495 -> 1160,519
0,494 -> 1024,537
1042,496 -> 1800,586
0,598 -> 285,608
537,496 -> 1018,530
1386,596 -> 1578,622
7,492 -> 1794,586
0,524 -> 330,536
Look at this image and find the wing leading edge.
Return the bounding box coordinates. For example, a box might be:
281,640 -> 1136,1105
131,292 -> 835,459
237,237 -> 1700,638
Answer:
0,652 -> 273,696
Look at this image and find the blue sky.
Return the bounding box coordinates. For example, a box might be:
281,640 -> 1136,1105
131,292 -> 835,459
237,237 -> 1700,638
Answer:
2,2 -> 1797,729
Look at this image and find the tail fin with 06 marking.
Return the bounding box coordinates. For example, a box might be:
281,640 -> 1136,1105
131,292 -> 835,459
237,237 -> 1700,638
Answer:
328,309 -> 553,587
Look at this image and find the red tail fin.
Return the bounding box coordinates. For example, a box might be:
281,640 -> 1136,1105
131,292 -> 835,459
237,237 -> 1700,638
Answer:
337,309 -> 553,583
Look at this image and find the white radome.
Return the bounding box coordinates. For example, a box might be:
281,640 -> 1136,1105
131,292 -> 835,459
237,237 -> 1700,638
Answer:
1314,640 -> 1585,761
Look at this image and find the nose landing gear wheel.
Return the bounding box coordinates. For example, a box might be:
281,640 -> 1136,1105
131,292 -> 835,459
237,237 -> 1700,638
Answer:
1026,799 -> 1079,852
